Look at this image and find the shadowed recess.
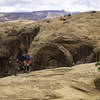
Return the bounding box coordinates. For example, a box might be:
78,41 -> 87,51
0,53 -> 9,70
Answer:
73,45 -> 94,64
33,45 -> 73,70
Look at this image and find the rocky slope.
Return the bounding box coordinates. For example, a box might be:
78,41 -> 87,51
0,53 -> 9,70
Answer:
29,11 -> 100,69
0,20 -> 39,77
0,11 -> 100,77
0,63 -> 100,100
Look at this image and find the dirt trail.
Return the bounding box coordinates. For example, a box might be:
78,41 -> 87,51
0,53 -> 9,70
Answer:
0,63 -> 100,100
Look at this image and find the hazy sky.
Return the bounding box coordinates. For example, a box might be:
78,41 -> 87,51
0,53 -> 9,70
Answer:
0,0 -> 99,12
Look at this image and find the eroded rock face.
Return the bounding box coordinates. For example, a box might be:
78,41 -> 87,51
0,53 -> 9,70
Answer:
0,21 -> 41,77
1,12 -> 100,76
29,11 -> 100,69
33,44 -> 73,70
0,57 -> 9,77
31,38 -> 96,69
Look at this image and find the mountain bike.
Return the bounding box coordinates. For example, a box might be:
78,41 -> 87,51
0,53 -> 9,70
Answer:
15,61 -> 32,76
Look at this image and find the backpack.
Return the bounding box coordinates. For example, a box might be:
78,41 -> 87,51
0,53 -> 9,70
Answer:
25,54 -> 31,60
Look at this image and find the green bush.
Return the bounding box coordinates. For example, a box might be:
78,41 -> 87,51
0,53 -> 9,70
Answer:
98,67 -> 100,71
95,62 -> 100,71
94,77 -> 100,90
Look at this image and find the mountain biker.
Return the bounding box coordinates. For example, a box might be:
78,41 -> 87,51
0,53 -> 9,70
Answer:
24,50 -> 32,72
24,54 -> 31,65
16,48 -> 31,73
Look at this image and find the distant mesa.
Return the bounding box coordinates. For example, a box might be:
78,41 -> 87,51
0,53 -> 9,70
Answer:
0,10 -> 79,22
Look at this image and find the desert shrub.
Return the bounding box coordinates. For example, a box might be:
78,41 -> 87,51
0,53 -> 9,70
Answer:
46,20 -> 50,23
98,66 -> 100,71
95,62 -> 100,71
94,77 -> 100,90
67,14 -> 71,16
5,30 -> 8,34
91,11 -> 96,13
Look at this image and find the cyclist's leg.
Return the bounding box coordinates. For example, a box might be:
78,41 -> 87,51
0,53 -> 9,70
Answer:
26,60 -> 31,72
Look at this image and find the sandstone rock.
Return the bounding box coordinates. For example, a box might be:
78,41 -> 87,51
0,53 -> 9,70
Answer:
0,63 -> 100,99
1,11 -> 100,76
0,21 -> 40,77
29,11 -> 100,69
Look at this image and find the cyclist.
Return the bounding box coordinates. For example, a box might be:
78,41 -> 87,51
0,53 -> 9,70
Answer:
24,50 -> 32,72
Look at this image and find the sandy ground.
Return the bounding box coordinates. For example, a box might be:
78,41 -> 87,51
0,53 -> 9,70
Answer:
0,63 -> 100,100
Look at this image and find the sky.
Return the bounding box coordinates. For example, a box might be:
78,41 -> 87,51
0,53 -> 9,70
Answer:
0,0 -> 100,12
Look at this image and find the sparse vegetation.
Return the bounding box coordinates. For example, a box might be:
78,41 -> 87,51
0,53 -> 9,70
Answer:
94,77 -> 100,90
91,11 -> 96,13
67,13 -> 71,16
46,20 -> 50,23
95,62 -> 100,71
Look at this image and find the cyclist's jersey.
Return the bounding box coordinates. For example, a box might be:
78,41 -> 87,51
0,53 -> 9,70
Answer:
24,54 -> 31,66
